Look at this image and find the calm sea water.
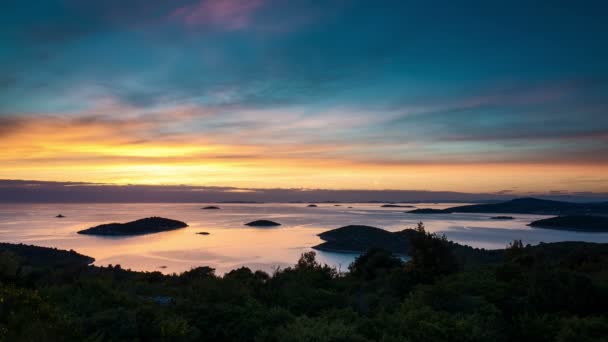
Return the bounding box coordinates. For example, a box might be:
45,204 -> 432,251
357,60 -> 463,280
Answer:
1,203 -> 608,274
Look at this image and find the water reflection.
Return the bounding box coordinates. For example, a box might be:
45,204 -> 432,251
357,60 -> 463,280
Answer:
1,203 -> 607,274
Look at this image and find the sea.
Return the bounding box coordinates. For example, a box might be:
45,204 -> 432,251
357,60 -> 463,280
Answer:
2,202 -> 608,274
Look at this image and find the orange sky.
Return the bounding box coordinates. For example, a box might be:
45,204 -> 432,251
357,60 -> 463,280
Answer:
1,113 -> 606,193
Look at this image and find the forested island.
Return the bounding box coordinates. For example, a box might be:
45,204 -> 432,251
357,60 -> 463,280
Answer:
445,198 -> 608,215
1,222 -> 607,340
408,208 -> 448,214
245,220 -> 281,227
529,215 -> 608,232
77,217 -> 188,236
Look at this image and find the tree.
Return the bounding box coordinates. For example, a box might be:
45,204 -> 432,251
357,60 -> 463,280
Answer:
406,222 -> 459,282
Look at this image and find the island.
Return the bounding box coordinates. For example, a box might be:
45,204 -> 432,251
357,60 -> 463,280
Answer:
196,231 -> 210,235
381,204 -> 415,208
245,220 -> 281,227
77,217 -> 188,236
491,216 -> 514,220
398,198 -> 608,216
313,225 -> 416,254
202,206 -> 221,210
56,214 -> 65,218
307,204 -> 318,207
312,224 -> 504,267
408,208 -> 448,214
444,197 -> 608,215
528,215 -> 608,232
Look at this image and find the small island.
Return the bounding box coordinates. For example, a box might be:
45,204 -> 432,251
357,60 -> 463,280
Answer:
202,206 -> 221,210
491,216 -> 514,220
408,208 -> 448,214
56,214 -> 65,218
245,220 -> 281,227
528,215 -> 608,232
307,204 -> 318,207
77,217 -> 188,236
381,204 -> 415,208
196,231 -> 210,235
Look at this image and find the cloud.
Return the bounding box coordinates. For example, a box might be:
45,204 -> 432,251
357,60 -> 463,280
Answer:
170,0 -> 267,30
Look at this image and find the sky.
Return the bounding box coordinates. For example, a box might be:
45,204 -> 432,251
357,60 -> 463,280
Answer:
1,0 -> 607,194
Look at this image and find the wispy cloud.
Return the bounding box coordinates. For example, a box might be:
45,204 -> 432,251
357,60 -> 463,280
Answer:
170,0 -> 267,30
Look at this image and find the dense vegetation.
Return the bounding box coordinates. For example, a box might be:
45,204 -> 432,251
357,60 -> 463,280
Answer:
2,223 -> 607,341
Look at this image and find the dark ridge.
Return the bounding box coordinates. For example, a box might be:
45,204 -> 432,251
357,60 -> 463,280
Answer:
408,208 -> 448,214
528,215 -> 608,232
0,242 -> 94,267
78,217 -> 188,236
381,204 -> 415,208
245,220 -> 281,227
445,197 -> 608,215
491,216 -> 514,220
202,206 -> 221,210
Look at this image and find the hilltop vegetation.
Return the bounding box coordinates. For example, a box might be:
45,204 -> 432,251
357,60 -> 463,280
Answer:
1,223 -> 607,341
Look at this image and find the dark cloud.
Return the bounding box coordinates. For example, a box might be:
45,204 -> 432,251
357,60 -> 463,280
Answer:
1,179 -> 607,203
0,117 -> 25,137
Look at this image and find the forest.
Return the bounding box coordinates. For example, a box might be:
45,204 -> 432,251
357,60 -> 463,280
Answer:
1,223 -> 607,341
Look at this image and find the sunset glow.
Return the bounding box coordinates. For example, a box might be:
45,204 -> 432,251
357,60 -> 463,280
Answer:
1,0 -> 607,195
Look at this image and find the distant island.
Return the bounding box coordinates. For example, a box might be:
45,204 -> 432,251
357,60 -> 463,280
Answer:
56,214 -> 65,218
444,197 -> 608,215
245,220 -> 281,227
202,206 -> 221,210
307,204 -> 318,207
381,204 -> 415,208
529,215 -> 608,232
408,208 -> 448,214
406,198 -> 608,216
77,217 -> 188,236
196,231 -> 210,235
491,216 -> 514,220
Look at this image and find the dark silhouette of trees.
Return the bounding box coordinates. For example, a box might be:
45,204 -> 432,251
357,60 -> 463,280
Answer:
406,222 -> 459,282
2,223 -> 607,341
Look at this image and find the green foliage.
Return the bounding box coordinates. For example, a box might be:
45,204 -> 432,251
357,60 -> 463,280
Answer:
406,222 -> 459,282
1,227 -> 607,341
